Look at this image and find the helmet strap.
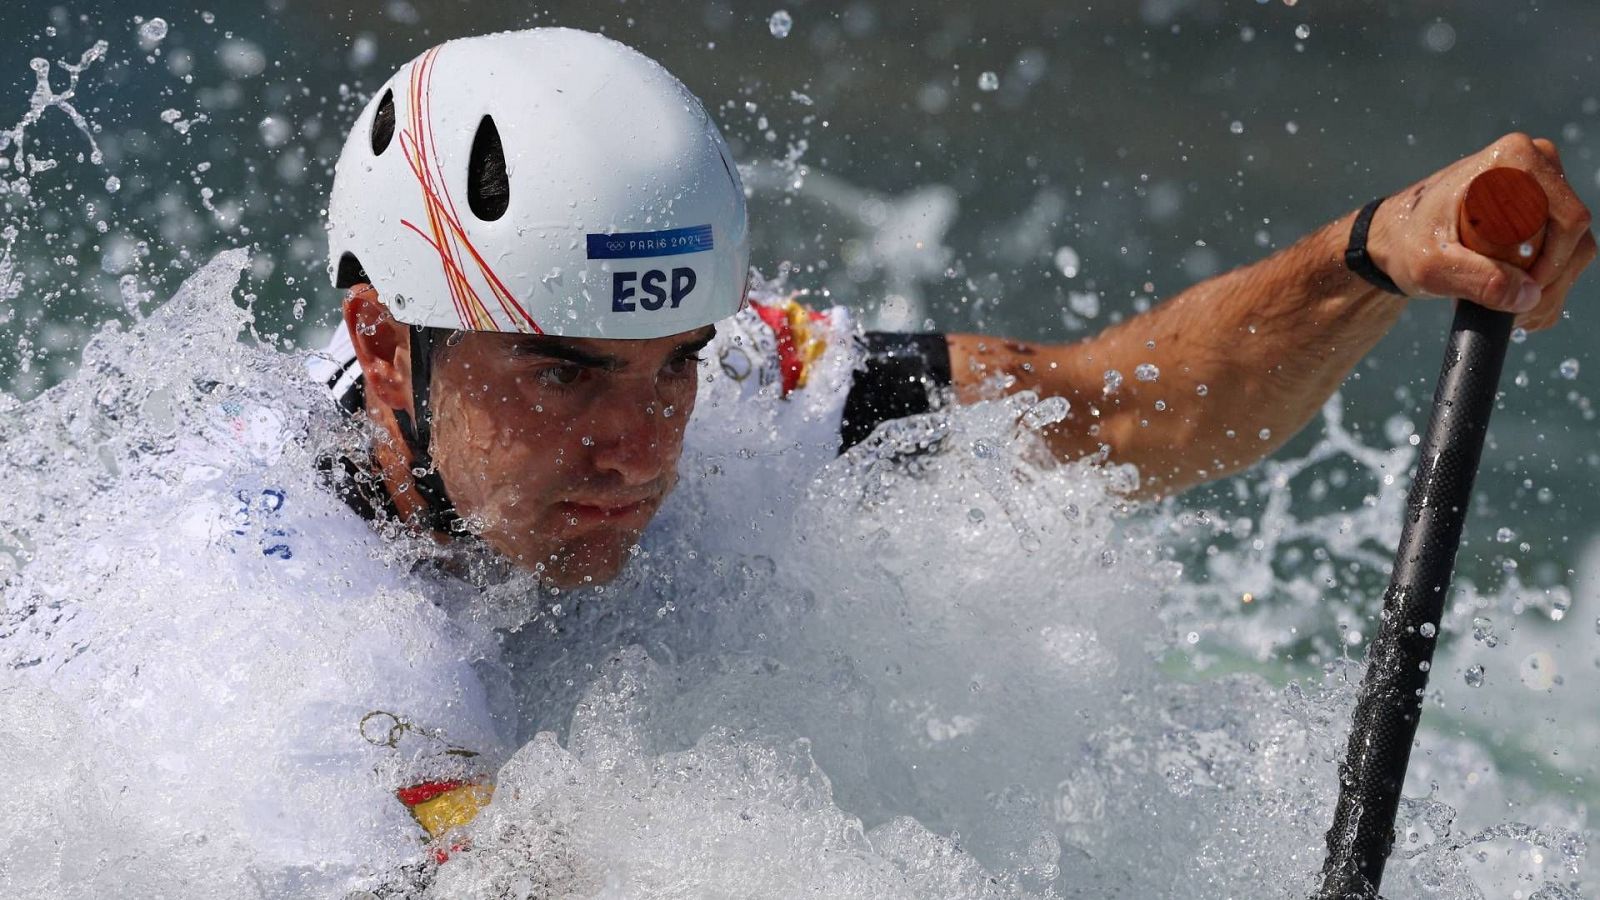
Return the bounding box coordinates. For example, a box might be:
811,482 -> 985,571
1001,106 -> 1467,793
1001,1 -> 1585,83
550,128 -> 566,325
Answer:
391,325 -> 465,536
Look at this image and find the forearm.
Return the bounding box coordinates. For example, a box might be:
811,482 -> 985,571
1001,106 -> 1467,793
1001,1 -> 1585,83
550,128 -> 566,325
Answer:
949,208 -> 1404,495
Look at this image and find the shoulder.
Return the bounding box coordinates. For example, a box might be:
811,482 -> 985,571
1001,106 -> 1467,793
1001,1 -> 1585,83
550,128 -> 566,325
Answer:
708,295 -> 859,401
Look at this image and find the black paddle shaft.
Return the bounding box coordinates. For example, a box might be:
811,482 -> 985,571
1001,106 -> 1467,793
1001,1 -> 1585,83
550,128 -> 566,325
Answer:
1315,301 -> 1514,899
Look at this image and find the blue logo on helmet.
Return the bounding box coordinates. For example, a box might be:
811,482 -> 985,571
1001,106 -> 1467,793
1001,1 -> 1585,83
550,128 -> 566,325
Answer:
587,224 -> 714,259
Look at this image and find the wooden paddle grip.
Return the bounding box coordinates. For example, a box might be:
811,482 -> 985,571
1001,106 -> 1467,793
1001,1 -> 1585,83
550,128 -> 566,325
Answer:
1458,166 -> 1548,269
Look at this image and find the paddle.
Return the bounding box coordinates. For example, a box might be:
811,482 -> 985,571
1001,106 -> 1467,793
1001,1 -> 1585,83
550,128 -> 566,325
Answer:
1314,167 -> 1549,900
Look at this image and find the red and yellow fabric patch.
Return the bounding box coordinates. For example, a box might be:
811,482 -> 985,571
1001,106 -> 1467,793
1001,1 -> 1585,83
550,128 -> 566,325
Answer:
397,778 -> 494,861
750,297 -> 831,395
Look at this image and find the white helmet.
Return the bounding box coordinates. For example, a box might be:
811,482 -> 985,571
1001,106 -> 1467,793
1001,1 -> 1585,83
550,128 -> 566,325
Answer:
327,27 -> 749,340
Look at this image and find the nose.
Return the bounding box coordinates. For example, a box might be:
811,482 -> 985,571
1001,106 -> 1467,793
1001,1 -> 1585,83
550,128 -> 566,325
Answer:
585,387 -> 679,487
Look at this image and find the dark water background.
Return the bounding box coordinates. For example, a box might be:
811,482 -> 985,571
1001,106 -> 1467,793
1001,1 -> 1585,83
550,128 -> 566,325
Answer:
2,0 -> 1596,656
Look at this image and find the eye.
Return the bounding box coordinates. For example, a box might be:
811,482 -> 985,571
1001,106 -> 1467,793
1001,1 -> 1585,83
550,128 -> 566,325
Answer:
664,354 -> 703,377
538,364 -> 584,387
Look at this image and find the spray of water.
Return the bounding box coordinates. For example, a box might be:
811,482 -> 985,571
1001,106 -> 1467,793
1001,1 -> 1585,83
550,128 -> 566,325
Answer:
1,30 -> 1594,900
0,40 -> 109,177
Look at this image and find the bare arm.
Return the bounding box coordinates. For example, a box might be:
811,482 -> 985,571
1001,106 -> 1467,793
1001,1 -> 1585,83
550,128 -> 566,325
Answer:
948,134 -> 1596,498
948,210 -> 1398,495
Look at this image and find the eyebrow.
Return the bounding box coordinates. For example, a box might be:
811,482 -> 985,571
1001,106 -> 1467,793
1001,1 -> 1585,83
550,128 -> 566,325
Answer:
679,326 -> 718,356
511,326 -> 717,371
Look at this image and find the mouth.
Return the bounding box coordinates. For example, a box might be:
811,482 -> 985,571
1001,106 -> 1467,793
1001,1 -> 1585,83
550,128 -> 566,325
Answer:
555,496 -> 659,529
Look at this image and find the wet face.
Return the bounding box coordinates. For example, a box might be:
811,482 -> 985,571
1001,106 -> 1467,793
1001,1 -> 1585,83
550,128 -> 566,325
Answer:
425,326 -> 713,587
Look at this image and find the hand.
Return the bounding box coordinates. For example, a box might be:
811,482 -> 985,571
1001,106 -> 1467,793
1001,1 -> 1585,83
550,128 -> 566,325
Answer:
1367,132 -> 1596,331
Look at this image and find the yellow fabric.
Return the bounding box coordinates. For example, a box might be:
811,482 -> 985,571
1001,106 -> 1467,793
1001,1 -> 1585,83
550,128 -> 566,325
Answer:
411,782 -> 494,838
782,299 -> 828,389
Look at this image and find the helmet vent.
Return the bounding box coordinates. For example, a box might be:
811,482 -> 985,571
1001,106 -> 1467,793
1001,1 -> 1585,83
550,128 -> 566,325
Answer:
335,251 -> 369,289
467,115 -> 509,222
370,88 -> 396,156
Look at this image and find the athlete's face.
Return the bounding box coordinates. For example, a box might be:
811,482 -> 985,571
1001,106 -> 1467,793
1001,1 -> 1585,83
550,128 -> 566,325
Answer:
427,326 -> 712,586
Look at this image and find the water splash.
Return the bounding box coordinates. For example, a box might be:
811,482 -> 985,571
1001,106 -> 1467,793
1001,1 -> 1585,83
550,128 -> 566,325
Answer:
0,41 -> 109,180
421,650 -> 1049,900
741,162 -> 958,330
0,23 -> 1591,897
0,252 -> 1590,899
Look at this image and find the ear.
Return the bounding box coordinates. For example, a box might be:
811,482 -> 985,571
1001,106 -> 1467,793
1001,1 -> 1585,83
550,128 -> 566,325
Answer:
342,285 -> 414,416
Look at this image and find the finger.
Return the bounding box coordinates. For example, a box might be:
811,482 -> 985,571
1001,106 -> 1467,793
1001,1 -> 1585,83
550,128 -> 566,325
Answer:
1516,139 -> 1594,286
1519,230 -> 1594,331
1531,138 -> 1564,171
1418,242 -> 1542,312
1517,229 -> 1597,331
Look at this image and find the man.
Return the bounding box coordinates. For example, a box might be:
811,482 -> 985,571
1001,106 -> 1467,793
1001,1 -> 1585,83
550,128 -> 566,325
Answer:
8,24 -> 1587,892
304,26 -> 1595,862
324,28 -> 1592,588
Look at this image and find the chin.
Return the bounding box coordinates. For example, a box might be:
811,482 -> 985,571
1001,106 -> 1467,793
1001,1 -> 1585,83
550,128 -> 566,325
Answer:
499,528 -> 639,588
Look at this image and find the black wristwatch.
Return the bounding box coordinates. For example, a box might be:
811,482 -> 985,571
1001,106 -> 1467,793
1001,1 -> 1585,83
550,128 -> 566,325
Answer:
1345,196 -> 1406,296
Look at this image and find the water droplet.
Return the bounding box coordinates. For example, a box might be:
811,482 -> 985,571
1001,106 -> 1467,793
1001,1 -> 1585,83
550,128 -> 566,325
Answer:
1067,290 -> 1099,318
978,71 -> 1000,92
1100,548 -> 1118,567
1519,651 -> 1557,690
767,10 -> 792,38
967,508 -> 985,523
1418,660 -> 1431,672
1229,120 -> 1244,135
1102,369 -> 1124,394
1550,589 -> 1571,621
1495,527 -> 1515,543
258,115 -> 291,148
1464,664 -> 1485,687
1185,631 -> 1200,645
1195,384 -> 1209,396
1472,616 -> 1497,647
1420,622 -> 1436,638
1421,21 -> 1457,54
1053,246 -> 1080,277
1258,428 -> 1272,441
139,17 -> 169,45
1511,327 -> 1528,344
1021,395 -> 1070,430
104,175 -> 120,192
1134,363 -> 1160,382
1559,358 -> 1579,380
160,108 -> 183,124
1294,24 -> 1311,39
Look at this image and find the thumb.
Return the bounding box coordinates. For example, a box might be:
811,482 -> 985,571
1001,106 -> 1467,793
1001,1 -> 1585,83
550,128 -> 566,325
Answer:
1415,243 -> 1541,313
